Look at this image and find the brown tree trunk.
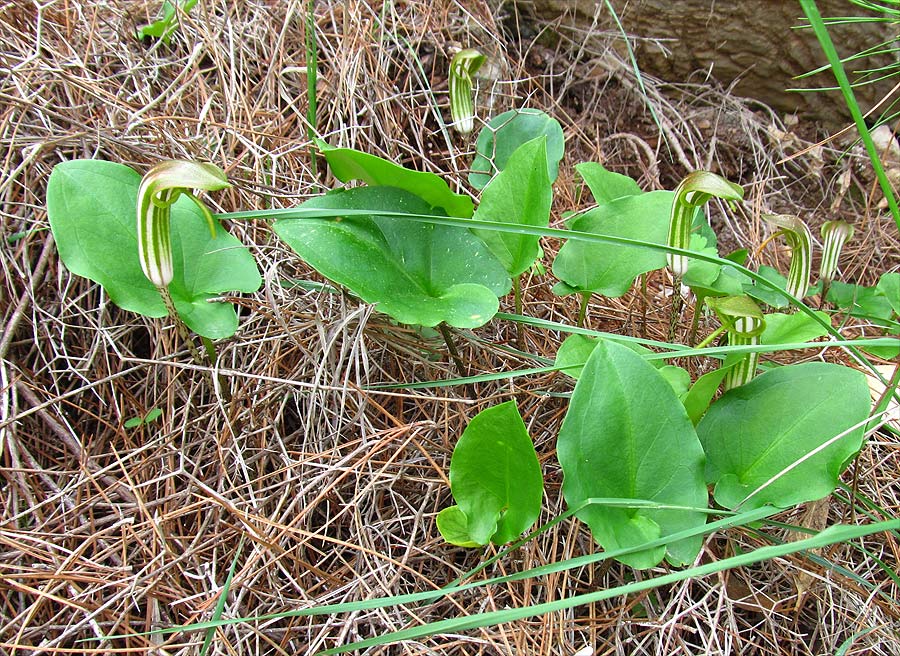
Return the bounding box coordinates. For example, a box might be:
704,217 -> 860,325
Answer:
519,0 -> 898,125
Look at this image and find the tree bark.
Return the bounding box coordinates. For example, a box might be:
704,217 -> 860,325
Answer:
519,0 -> 898,125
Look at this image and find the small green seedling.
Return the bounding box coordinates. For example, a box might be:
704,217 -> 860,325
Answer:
138,0 -> 198,44
123,408 -> 163,429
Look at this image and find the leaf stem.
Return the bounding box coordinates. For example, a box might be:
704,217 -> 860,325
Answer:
513,275 -> 524,349
576,292 -> 590,328
201,335 -> 232,403
158,286 -> 206,366
200,335 -> 217,361
688,292 -> 706,346
305,0 -> 320,178
438,322 -> 467,378
156,288 -> 224,395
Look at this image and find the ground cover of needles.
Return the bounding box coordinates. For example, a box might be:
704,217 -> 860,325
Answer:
1,2 -> 898,654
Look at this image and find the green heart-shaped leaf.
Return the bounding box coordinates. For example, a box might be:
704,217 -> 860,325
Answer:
698,362 -> 870,510
469,109 -> 564,190
558,340 -> 708,568
759,311 -> 831,345
554,334 -> 666,381
575,161 -> 641,203
318,141 -> 474,218
438,401 -> 544,546
435,506 -> 482,548
827,280 -> 895,322
273,186 -> 510,328
552,191 -> 672,298
876,272 -> 900,315
472,137 -> 552,277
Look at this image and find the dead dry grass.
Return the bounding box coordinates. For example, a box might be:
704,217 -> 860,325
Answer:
0,1 -> 898,654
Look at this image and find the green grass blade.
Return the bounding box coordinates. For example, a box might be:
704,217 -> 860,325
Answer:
305,0 -> 319,177
601,0 -> 663,133
199,537 -> 244,656
321,519 -> 899,653
95,506 -> 779,641
800,0 -> 900,231
835,628 -> 887,656
365,337 -> 898,390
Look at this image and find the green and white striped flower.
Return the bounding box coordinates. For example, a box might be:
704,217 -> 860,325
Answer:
708,295 -> 766,391
762,213 -> 813,300
449,48 -> 485,134
137,160 -> 230,288
667,171 -> 744,276
819,219 -> 854,285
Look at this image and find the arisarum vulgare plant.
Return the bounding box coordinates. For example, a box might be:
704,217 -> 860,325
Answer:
135,160 -> 233,361
706,295 -> 766,391
819,219 -> 854,299
47,159 -> 261,342
448,48 -> 485,134
666,171 -> 744,277
761,213 -> 813,301
137,160 -> 229,289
